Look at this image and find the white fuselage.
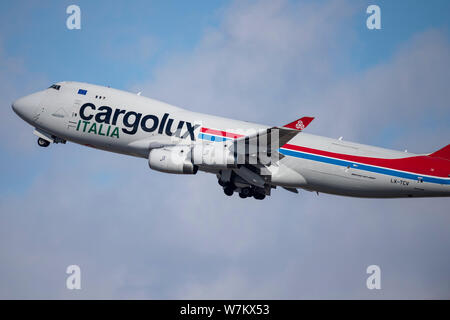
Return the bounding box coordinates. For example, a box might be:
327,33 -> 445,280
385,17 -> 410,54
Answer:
12,81 -> 450,198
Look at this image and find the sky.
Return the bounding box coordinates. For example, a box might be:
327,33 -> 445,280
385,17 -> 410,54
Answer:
0,0 -> 449,299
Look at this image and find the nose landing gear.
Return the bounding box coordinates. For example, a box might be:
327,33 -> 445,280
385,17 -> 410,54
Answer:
37,138 -> 50,147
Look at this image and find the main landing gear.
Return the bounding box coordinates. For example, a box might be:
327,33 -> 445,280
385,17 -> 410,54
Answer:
218,170 -> 267,200
37,138 -> 50,147
239,187 -> 265,200
34,130 -> 66,148
222,184 -> 266,200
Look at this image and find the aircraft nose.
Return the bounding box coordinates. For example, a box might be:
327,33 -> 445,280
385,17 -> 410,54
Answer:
12,91 -> 45,121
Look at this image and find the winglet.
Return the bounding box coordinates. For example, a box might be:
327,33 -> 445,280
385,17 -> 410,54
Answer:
283,117 -> 314,131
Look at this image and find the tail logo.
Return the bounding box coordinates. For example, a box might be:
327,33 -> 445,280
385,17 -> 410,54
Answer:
295,120 -> 305,130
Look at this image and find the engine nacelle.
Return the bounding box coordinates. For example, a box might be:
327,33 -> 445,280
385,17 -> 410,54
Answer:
192,144 -> 236,168
148,146 -> 198,174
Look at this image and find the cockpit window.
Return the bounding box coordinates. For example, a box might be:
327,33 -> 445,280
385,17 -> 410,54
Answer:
49,84 -> 61,90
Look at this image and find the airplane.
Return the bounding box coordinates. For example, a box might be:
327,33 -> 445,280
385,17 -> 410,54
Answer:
11,81 -> 450,200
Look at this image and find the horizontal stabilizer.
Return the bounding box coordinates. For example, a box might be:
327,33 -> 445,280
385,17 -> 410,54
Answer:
429,144 -> 450,161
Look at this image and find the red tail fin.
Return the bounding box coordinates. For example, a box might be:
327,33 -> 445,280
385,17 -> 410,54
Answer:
430,144 -> 450,160
283,117 -> 314,131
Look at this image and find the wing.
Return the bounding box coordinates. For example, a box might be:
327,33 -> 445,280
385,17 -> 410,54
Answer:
229,116 -> 314,163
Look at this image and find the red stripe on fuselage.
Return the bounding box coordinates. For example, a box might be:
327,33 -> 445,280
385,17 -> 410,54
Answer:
201,127 -> 244,139
283,144 -> 450,178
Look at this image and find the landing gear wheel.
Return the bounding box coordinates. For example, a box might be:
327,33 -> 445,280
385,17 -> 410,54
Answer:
37,138 -> 50,147
239,187 -> 252,199
224,186 -> 234,196
253,193 -> 266,200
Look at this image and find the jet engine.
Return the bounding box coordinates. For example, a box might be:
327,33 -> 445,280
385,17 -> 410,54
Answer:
148,146 -> 198,174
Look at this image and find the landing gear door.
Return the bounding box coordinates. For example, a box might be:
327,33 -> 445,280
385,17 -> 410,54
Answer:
67,99 -> 82,130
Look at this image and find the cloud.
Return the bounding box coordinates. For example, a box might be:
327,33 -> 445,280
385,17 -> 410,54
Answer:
1,0 -> 449,299
136,0 -> 356,123
311,29 -> 450,153
0,37 -> 49,152
102,35 -> 159,63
